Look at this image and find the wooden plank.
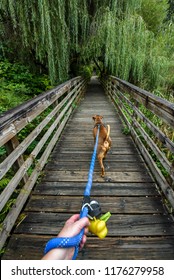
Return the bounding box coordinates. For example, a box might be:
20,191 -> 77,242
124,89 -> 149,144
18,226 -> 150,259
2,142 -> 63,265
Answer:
3,235 -> 174,260
48,153 -> 143,162
52,149 -> 140,156
79,237 -> 174,260
45,161 -> 147,172
63,133 -> 125,138
69,118 -> 121,123
54,138 -> 138,149
59,136 -> 133,144
57,138 -> 134,145
25,196 -> 164,214
34,182 -> 158,196
41,170 -> 154,182
54,147 -> 139,155
14,212 -> 174,236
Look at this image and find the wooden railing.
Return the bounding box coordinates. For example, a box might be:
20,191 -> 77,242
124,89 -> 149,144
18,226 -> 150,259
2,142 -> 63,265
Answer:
101,75 -> 174,211
0,76 -> 88,249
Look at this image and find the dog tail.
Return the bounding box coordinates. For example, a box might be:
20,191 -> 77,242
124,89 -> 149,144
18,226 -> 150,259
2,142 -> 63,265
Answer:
105,125 -> 110,141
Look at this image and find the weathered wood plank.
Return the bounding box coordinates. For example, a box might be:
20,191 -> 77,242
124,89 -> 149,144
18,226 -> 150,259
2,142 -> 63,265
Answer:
79,237 -> 174,260
45,162 -> 146,172
57,139 -> 134,146
3,235 -> 174,260
13,212 -> 174,236
55,132 -> 132,144
41,170 -> 153,182
34,182 -> 158,196
25,196 -> 164,214
54,147 -> 139,154
49,153 -> 143,162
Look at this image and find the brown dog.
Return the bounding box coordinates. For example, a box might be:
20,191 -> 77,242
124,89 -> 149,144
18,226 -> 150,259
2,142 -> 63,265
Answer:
92,115 -> 111,177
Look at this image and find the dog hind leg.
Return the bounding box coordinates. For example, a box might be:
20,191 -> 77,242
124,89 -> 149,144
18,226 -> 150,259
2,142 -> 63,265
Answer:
98,147 -> 106,177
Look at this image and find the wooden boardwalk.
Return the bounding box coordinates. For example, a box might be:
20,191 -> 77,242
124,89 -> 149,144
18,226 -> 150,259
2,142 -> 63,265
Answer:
3,77 -> 174,259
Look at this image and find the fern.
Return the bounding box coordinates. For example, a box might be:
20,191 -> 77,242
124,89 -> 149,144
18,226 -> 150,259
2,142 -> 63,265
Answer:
0,198 -> 16,222
0,178 -> 10,191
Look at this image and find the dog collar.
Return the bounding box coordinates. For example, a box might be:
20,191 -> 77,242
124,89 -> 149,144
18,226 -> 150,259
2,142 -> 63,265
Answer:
94,123 -> 106,129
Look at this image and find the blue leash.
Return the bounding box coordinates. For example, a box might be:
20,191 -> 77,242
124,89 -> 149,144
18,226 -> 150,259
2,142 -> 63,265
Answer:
44,125 -> 100,259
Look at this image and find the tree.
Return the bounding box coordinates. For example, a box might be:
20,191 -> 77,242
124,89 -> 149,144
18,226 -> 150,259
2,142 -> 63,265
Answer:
139,0 -> 169,34
0,0 -> 172,91
167,0 -> 174,21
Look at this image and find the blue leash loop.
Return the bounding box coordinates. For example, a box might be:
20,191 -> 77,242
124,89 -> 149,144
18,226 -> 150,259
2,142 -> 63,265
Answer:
44,125 -> 100,259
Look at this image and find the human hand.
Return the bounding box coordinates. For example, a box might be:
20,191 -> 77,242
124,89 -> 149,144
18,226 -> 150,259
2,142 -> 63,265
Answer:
42,214 -> 89,260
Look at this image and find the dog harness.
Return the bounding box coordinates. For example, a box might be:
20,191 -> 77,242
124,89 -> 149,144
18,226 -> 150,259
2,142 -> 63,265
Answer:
44,124 -> 101,259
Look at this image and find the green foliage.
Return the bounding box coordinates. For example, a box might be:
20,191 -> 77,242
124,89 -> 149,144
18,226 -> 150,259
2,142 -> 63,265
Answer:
0,60 -> 52,94
79,1 -> 173,92
0,85 -> 28,114
0,0 -> 173,95
0,146 -> 6,156
0,198 -> 16,223
122,126 -> 131,135
139,0 -> 169,34
78,65 -> 93,79
0,60 -> 52,113
0,178 -> 10,191
166,0 -> 174,21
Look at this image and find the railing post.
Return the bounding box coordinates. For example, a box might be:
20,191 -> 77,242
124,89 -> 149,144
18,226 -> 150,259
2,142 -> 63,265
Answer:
5,136 -> 29,184
108,77 -> 116,104
131,100 -> 140,131
107,77 -> 111,97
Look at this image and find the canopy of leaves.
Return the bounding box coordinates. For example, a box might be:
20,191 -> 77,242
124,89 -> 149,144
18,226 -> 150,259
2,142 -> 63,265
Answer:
0,0 -> 173,92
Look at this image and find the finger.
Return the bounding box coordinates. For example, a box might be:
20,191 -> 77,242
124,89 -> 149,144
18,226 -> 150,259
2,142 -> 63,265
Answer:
84,227 -> 89,235
65,214 -> 80,225
58,216 -> 89,238
65,217 -> 89,237
76,217 -> 89,231
79,235 -> 87,249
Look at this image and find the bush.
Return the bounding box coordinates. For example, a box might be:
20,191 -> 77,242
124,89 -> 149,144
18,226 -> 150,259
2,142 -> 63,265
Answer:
0,60 -> 52,113
78,65 -> 93,79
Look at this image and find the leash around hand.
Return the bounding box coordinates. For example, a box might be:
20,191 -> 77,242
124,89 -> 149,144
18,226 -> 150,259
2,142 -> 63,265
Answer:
44,124 -> 101,259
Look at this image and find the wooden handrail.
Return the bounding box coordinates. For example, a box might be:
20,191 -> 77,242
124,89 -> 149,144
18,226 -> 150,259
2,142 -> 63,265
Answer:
111,76 -> 174,128
0,77 -> 82,146
101,75 -> 174,211
0,76 -> 88,249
